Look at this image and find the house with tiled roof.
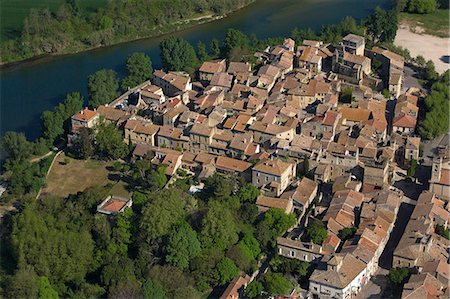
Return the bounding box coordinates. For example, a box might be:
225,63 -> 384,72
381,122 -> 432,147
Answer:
252,159 -> 295,196
277,237 -> 324,263
429,157 -> 450,201
97,195 -> 132,215
256,195 -> 294,214
198,59 -> 226,82
153,70 -> 192,97
71,108 -> 99,134
157,125 -> 189,151
124,118 -> 160,146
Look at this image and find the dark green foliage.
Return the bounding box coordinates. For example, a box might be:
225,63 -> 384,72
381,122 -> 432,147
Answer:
214,257 -> 239,285
270,256 -> 310,282
165,222 -> 201,270
159,36 -> 198,72
200,201 -> 239,250
419,71 -> 449,139
236,182 -> 260,203
197,41 -> 210,62
140,188 -> 187,242
148,265 -> 199,298
365,7 -> 398,43
306,220 -> 328,245
108,279 -> 142,299
263,272 -> 293,296
407,159 -> 418,177
38,276 -> 59,299
210,38 -> 221,57
222,28 -> 250,58
405,0 -> 437,13
256,208 -> 296,249
6,267 -> 39,298
74,127 -> 94,158
339,87 -> 353,103
95,122 -> 128,159
88,69 -> 119,108
122,52 -> 153,90
1,1 -> 253,64
388,268 -> 410,286
143,279 -> 166,299
435,224 -> 450,240
338,226 -> 357,241
245,281 -> 263,298
0,132 -> 32,168
10,197 -> 95,293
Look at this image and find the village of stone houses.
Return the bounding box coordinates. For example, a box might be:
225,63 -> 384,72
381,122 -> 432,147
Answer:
68,34 -> 449,299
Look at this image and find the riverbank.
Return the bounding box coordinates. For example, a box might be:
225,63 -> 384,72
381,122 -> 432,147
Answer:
394,23 -> 450,74
0,1 -> 255,67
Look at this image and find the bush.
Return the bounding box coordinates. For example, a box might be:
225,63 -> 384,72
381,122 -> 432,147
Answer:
388,268 -> 410,286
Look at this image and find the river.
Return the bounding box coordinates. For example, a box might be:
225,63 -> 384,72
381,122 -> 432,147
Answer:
0,0 -> 390,140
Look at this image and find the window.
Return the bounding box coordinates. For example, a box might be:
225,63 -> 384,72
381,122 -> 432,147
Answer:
290,251 -> 295,257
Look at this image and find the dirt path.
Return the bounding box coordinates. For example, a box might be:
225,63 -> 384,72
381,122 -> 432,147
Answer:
394,25 -> 450,74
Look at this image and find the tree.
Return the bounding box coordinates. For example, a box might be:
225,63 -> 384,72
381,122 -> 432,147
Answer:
159,37 -> 198,72
148,266 -> 199,298
122,52 -> 153,90
165,222 -> 201,270
38,276 -> 59,299
366,7 -> 397,43
75,127 -> 94,158
6,267 -> 39,298
214,257 -> 239,285
415,55 -> 426,68
0,131 -> 32,166
435,224 -> 450,240
146,165 -> 168,190
95,122 -> 128,159
407,159 -> 418,178
200,201 -> 238,250
256,208 -> 296,249
339,87 -> 353,103
41,110 -> 64,143
88,69 -> 119,108
388,268 -> 410,286
197,41 -> 209,62
406,0 -> 437,13
263,273 -> 293,296
108,279 -> 142,299
222,29 -> 249,56
245,281 -> 263,298
143,279 -> 166,299
306,220 -> 328,245
140,189 -> 187,242
210,38 -> 220,57
338,226 -> 357,241
424,60 -> 438,81
236,183 -> 260,204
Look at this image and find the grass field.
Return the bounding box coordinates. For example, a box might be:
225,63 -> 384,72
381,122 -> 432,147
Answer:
41,153 -> 130,198
399,9 -> 450,38
0,0 -> 106,40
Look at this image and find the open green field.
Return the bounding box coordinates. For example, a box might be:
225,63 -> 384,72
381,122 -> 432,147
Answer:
399,9 -> 450,38
41,153 -> 130,198
0,0 -> 106,40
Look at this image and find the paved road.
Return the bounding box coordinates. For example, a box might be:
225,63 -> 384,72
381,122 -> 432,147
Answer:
402,65 -> 422,92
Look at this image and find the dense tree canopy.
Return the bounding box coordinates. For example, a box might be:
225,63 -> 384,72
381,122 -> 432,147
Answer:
159,36 -> 198,72
88,69 -> 119,108
165,222 -> 201,270
306,220 -> 328,245
122,52 -> 153,90
263,273 -> 293,296
256,208 -> 296,249
365,7 -> 398,43
419,71 -> 449,139
95,122 -> 128,159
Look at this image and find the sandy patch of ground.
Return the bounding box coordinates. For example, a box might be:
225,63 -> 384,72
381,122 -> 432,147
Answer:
395,25 -> 450,74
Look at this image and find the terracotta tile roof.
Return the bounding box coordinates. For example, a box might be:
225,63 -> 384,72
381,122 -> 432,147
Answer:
199,59 -> 226,74
393,114 -> 417,128
256,195 -> 293,213
220,275 -> 251,299
215,156 -> 252,173
227,62 -> 251,74
72,108 -> 98,122
97,105 -> 129,122
189,123 -> 214,137
253,159 -> 292,176
339,107 -> 371,122
210,72 -> 233,88
125,119 -> 160,135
